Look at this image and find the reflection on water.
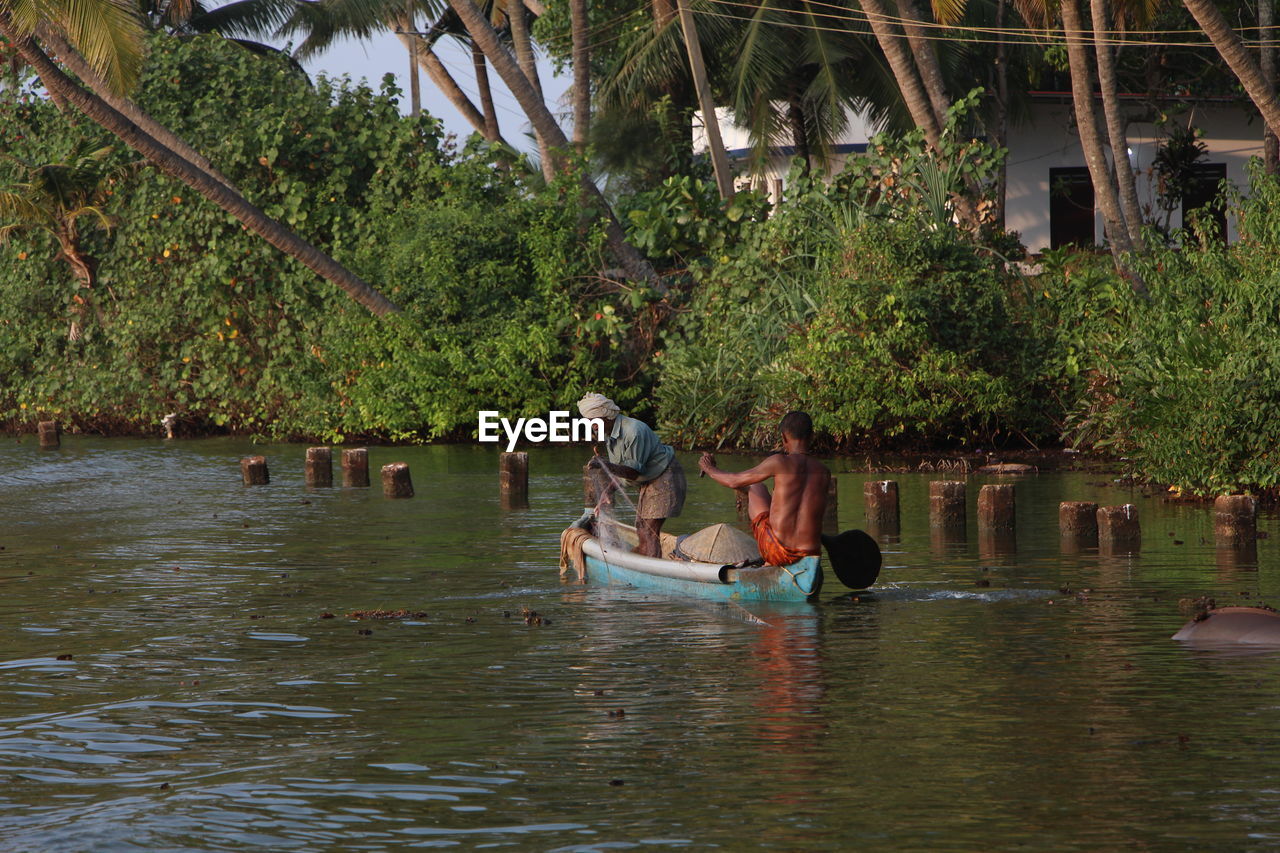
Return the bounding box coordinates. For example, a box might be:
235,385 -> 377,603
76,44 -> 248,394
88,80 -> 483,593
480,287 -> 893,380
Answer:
3,438 -> 1280,849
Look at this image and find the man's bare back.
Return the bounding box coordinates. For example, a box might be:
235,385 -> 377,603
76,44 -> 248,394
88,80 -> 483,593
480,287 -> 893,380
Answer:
758,453 -> 830,553
698,412 -> 829,557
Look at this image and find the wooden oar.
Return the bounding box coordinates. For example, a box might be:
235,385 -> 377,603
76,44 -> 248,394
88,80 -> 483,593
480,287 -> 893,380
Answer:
821,529 -> 882,590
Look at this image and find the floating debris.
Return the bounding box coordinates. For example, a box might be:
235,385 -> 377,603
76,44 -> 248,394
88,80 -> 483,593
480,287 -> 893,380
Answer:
346,610 -> 428,620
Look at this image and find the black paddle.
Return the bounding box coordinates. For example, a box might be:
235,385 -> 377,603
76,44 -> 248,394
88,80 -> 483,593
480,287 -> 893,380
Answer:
821,529 -> 882,590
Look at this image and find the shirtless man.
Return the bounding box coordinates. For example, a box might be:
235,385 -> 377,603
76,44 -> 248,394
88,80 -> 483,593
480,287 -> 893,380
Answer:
698,411 -> 829,566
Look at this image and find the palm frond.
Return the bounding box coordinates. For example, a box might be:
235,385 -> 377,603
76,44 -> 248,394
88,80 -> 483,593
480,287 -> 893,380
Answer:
47,0 -> 148,93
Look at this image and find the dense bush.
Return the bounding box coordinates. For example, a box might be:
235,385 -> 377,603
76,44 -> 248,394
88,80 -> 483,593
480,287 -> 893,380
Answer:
1063,168 -> 1280,493
655,110 -> 1057,451
0,35 -> 634,440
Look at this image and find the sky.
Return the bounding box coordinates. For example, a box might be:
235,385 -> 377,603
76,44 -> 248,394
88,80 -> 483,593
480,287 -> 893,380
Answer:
282,29 -> 572,152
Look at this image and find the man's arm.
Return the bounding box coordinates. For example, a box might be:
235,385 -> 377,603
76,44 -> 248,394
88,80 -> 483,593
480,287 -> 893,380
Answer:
698,453 -> 780,489
589,452 -> 641,483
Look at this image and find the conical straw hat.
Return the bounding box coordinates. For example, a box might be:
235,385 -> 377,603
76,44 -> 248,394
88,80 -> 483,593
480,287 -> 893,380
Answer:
673,523 -> 761,564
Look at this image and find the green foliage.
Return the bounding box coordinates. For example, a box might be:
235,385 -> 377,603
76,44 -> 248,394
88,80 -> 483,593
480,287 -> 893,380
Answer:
621,174 -> 770,267
1063,166 -> 1280,494
0,34 -> 626,439
655,95 -> 1041,451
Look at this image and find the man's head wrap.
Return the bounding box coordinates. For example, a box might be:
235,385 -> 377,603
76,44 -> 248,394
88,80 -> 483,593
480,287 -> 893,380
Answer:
577,393 -> 620,420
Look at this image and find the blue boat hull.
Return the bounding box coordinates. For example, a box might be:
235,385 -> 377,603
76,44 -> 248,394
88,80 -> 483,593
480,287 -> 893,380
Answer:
575,537 -> 823,602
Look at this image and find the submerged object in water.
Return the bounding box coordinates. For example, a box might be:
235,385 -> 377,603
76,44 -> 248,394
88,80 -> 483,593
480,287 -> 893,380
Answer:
1172,606 -> 1280,645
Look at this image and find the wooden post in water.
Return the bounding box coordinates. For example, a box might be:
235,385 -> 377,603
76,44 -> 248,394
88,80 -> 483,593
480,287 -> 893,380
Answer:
864,480 -> 899,528
930,481 -> 966,528
37,420 -> 60,449
1097,504 -> 1140,554
978,484 -> 1015,530
1215,495 -> 1257,548
240,455 -> 269,485
823,476 -> 839,535
500,451 -> 529,508
735,487 -> 750,521
1059,501 -> 1099,552
342,448 -> 370,488
305,447 -> 333,487
381,462 -> 414,498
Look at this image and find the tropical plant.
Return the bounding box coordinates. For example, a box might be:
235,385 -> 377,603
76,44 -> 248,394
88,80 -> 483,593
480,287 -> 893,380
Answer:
0,140 -> 132,339
0,0 -> 401,314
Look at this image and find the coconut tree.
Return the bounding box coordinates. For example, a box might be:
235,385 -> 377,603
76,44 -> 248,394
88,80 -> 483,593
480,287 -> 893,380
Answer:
1182,0 -> 1280,139
445,0 -> 659,285
0,0 -> 401,314
272,0 -> 508,142
1091,0 -> 1146,250
0,4 -> 400,314
0,142 -> 130,339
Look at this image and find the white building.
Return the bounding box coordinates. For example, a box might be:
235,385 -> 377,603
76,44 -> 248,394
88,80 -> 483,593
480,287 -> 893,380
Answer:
697,96 -> 1266,253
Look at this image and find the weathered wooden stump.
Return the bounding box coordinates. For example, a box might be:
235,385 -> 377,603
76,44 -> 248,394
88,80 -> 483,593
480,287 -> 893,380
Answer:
1215,495 -> 1257,548
240,455 -> 269,486
978,484 -> 1016,530
930,481 -> 966,528
305,447 -> 333,488
342,448 -> 370,488
823,475 -> 839,535
1059,501 -> 1099,537
381,462 -> 414,498
500,451 -> 529,509
1059,501 -> 1099,552
735,486 -> 750,521
864,480 -> 899,526
1098,504 -> 1140,554
37,420 -> 60,449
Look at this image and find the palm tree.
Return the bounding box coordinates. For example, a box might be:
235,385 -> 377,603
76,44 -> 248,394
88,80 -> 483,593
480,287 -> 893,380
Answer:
0,7 -> 400,314
1091,0 -> 1146,251
1182,0 -> 1280,140
0,142 -> 129,339
444,0 -> 660,285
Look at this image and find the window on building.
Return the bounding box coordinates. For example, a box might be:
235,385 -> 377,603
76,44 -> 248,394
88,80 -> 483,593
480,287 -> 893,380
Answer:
1182,163 -> 1227,241
1049,167 -> 1095,250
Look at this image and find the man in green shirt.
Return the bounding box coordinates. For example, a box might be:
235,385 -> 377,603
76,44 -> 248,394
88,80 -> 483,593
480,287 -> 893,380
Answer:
578,392 -> 687,558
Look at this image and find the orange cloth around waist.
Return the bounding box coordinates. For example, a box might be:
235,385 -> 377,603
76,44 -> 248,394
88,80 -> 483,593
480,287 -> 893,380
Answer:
751,512 -> 821,567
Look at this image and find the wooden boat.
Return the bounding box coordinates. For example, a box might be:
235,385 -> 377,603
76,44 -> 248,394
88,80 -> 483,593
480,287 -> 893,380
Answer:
561,517 -> 823,602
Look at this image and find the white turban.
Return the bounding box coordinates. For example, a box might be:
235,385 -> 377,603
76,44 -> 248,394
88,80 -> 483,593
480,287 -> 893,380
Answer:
577,393 -> 620,420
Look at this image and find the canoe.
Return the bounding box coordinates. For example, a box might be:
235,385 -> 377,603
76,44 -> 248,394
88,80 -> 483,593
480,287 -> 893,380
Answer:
562,517 -> 823,602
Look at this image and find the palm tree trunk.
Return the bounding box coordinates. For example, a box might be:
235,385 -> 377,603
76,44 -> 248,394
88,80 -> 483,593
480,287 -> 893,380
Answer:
36,24 -> 237,191
446,0 -> 660,287
1263,0 -> 1278,173
506,0 -> 555,181
1183,0 -> 1280,137
856,0 -> 942,149
396,33 -> 493,139
991,0 -> 1009,227
404,15 -> 421,117
895,0 -> 950,128
676,0 -> 734,198
787,96 -> 811,174
470,42 -> 502,142
0,17 -> 400,316
1060,0 -> 1142,290
570,0 -> 590,150
1090,0 -> 1144,251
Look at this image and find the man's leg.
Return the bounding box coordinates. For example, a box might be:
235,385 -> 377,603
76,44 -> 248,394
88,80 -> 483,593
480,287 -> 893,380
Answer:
747,482 -> 772,519
637,517 -> 664,558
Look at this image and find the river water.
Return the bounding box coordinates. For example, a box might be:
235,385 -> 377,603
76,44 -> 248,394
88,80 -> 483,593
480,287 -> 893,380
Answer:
2,438 -> 1280,850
